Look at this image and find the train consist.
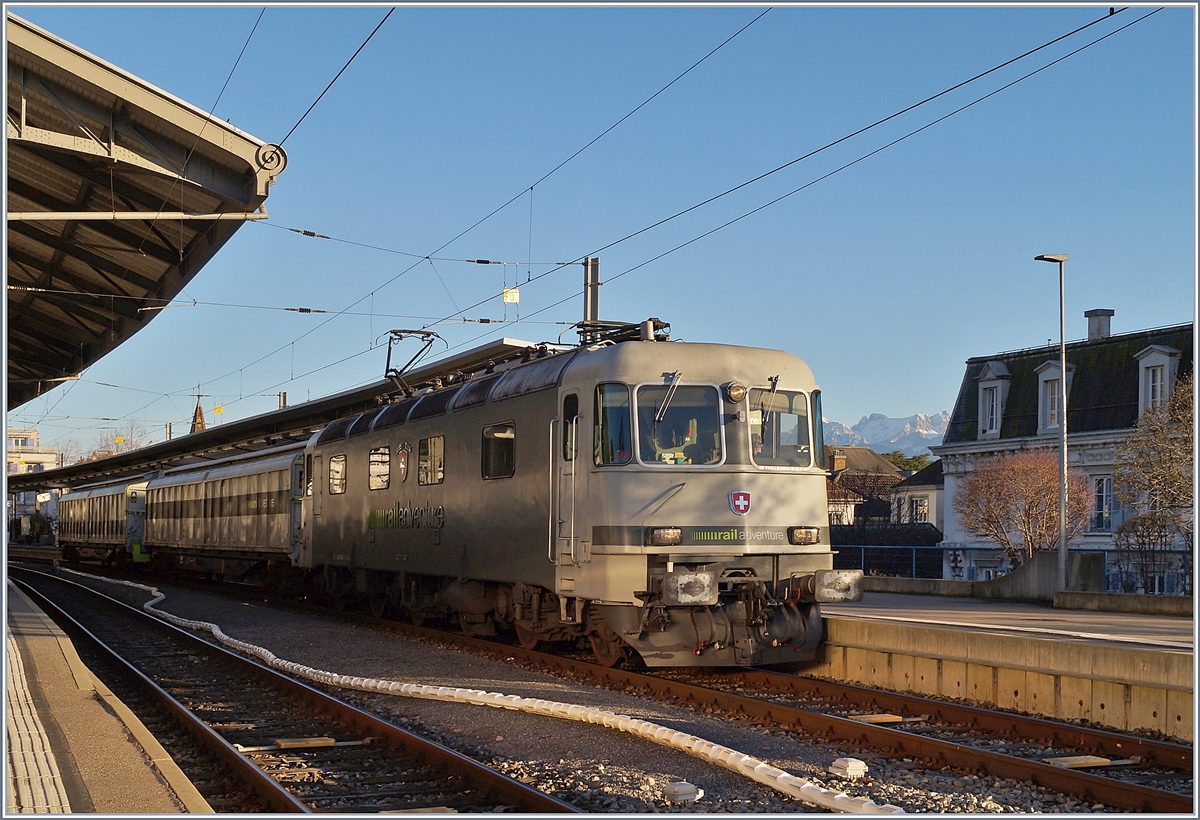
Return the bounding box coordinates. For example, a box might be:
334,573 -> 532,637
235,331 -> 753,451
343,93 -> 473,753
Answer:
57,320 -> 861,667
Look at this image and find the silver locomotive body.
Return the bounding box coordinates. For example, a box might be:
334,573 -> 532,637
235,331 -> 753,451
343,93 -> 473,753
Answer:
306,337 -> 861,666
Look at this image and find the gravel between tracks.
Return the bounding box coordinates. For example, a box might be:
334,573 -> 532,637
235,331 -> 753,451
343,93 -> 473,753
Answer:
62,571 -> 1119,813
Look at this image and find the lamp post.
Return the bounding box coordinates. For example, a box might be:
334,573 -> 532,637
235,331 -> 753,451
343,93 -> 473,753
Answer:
1035,253 -> 1069,591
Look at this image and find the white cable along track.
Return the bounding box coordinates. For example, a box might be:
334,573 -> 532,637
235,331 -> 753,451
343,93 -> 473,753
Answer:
64,568 -> 903,814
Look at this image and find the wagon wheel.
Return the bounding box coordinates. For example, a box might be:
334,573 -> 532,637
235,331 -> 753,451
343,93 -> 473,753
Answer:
514,623 -> 540,651
367,592 -> 390,619
407,607 -> 426,627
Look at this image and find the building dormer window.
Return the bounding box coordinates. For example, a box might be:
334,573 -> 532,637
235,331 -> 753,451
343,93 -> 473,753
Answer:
1044,379 -> 1061,428
1146,365 -> 1165,408
981,387 -> 998,433
1134,345 -> 1180,416
976,361 -> 1011,440
1035,360 -> 1074,436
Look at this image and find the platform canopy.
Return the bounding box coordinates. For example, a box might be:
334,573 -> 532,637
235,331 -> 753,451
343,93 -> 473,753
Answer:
5,13 -> 286,409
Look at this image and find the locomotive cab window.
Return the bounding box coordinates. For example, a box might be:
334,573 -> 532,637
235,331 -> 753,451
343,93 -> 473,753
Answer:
418,436 -> 444,485
368,447 -> 390,490
636,384 -> 722,466
749,388 -> 812,468
594,383 -> 631,466
481,423 -> 515,479
328,454 -> 347,494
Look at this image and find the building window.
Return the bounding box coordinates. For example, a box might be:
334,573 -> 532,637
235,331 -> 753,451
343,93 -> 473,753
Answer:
1146,365 -> 1165,409
1044,379 -> 1061,428
418,436 -> 444,485
481,423 -> 515,479
328,454 -> 347,495
1091,477 -> 1114,532
981,386 -> 999,433
910,496 -> 929,524
368,447 -> 390,490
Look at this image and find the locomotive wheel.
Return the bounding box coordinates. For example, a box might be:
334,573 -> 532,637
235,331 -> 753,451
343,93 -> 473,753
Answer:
514,623 -> 539,651
407,607 -> 426,627
588,632 -> 628,667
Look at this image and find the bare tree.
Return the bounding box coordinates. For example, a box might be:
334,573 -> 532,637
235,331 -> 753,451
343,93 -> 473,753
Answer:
1112,513 -> 1177,594
95,421 -> 151,454
953,450 -> 1089,566
1114,371 -> 1193,541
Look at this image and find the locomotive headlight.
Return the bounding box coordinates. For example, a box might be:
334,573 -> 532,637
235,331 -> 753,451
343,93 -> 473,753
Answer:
788,526 -> 820,545
724,382 -> 747,403
648,527 -> 683,546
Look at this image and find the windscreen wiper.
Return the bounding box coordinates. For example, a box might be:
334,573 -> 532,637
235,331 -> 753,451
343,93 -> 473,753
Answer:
761,375 -> 781,427
654,371 -> 683,424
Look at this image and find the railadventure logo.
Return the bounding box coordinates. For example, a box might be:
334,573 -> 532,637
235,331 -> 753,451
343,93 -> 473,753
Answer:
368,502 -> 445,530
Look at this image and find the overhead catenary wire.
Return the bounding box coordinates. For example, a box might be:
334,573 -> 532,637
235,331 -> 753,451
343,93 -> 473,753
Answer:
277,8 -> 394,149
41,7 -> 1149,445
207,7 -> 772,399
409,5 -> 1151,339
422,7 -> 1163,358
122,10 -> 768,421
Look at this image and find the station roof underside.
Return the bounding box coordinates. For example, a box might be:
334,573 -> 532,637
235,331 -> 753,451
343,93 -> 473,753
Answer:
5,13 -> 286,410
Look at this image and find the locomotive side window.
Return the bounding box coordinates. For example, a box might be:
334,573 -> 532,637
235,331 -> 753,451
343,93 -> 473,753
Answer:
562,394 -> 578,461
481,423 -> 515,479
636,384 -> 722,465
368,447 -> 390,490
418,436 -> 444,485
328,454 -> 347,494
594,383 -> 631,465
748,388 -> 812,468
305,454 -> 313,496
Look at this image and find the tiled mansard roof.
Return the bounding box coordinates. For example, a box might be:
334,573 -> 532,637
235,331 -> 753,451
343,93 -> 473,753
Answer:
941,323 -> 1193,445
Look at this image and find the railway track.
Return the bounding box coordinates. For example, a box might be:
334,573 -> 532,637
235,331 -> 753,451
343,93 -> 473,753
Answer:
25,561 -> 1193,813
9,567 -> 576,814
307,602 -> 1193,813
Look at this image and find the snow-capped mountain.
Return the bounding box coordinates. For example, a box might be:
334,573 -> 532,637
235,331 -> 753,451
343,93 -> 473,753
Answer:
822,412 -> 950,457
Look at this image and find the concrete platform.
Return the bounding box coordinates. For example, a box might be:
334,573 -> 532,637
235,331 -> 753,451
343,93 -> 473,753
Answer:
824,591 -> 1194,649
816,593 -> 1194,741
5,580 -> 212,813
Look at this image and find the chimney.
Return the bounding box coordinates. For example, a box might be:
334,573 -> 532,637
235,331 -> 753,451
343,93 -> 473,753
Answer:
827,449 -> 847,472
1084,309 -> 1114,341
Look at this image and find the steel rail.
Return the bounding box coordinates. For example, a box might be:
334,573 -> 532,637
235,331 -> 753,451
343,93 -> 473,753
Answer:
718,668 -> 1193,772
30,562 -> 1191,813
12,569 -> 579,814
12,575 -> 310,814
345,616 -> 1192,814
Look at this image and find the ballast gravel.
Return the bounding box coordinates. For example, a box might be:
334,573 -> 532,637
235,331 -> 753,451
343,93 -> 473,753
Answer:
62,571 -> 1118,813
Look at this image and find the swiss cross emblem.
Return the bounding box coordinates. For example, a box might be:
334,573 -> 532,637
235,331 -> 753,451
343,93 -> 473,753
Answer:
729,490 -> 751,516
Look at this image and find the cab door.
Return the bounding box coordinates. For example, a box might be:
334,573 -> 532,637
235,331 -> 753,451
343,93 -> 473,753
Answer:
555,392 -> 590,565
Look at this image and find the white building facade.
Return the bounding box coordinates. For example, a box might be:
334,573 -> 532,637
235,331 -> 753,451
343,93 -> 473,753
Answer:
932,313 -> 1192,591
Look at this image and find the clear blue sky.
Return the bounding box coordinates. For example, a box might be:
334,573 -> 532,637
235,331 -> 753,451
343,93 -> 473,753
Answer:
7,4 -> 1196,454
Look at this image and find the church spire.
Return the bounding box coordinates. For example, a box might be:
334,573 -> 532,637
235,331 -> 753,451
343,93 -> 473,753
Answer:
190,397 -> 206,433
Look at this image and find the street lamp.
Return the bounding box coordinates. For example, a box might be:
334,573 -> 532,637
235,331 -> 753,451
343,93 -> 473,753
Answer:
1035,253 -> 1069,591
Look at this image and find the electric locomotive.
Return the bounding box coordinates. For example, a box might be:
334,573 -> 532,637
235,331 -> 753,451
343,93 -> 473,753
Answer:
54,319 -> 862,667
303,320 -> 861,666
